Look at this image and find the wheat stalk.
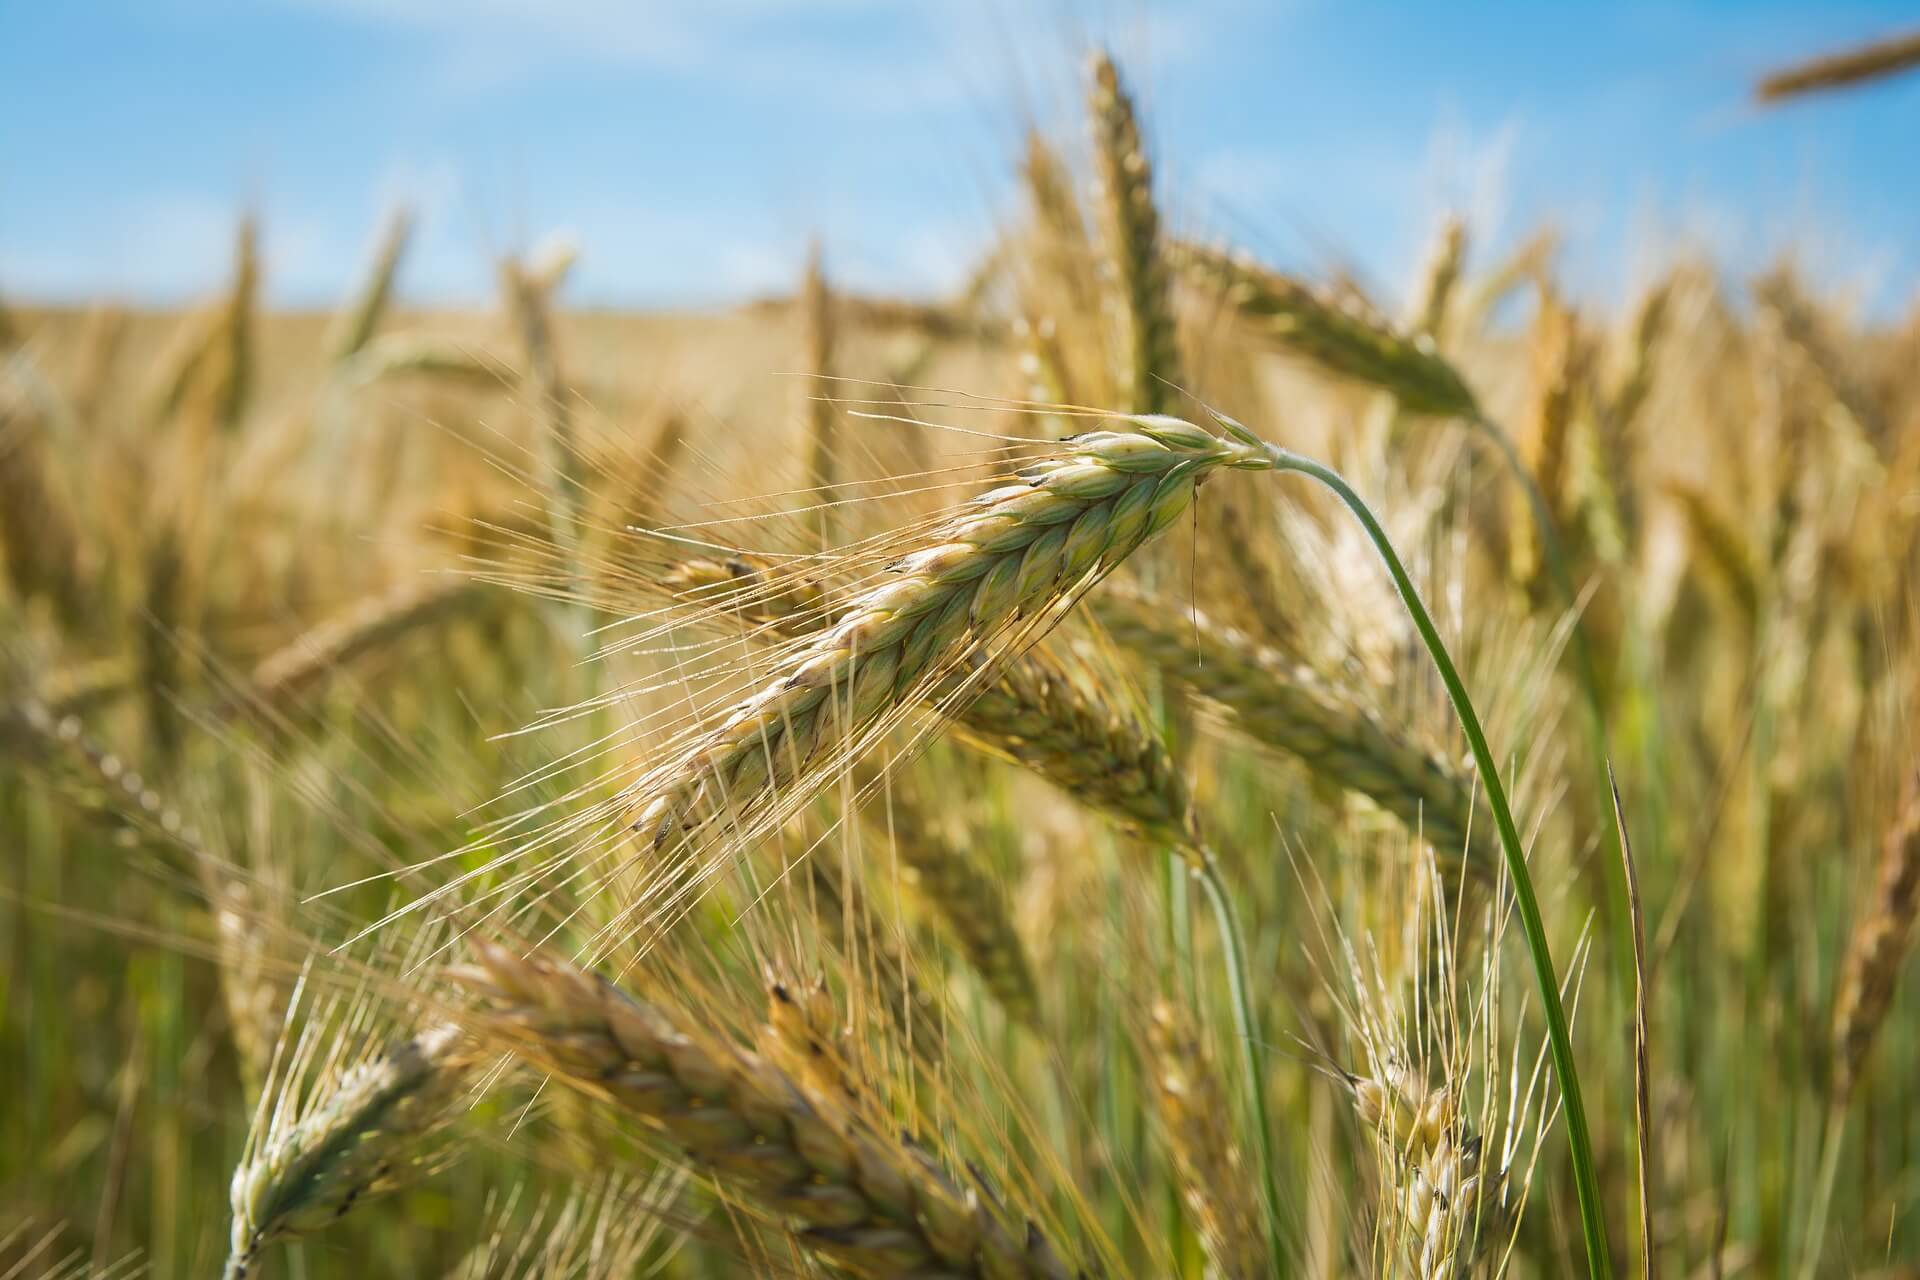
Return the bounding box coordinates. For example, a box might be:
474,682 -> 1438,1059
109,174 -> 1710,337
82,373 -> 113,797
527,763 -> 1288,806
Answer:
1169,240 -> 1480,419
626,416 -> 1269,853
451,939 -> 1087,1278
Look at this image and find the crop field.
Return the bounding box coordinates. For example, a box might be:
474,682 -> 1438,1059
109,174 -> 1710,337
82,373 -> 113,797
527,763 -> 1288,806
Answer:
3,23 -> 1919,1280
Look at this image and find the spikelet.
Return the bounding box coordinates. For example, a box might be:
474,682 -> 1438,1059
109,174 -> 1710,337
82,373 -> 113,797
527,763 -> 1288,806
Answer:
1089,51 -> 1181,415
1092,584 -> 1497,890
326,206 -> 414,363
1830,769 -> 1920,1102
1145,1000 -> 1267,1279
452,940 -> 1087,1278
1340,1055 -> 1512,1278
1170,240 -> 1480,419
627,416 -> 1272,854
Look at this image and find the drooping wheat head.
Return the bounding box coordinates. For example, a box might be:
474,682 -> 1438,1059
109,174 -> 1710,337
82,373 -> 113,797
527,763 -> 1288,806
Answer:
624,415 -> 1270,865
1170,240 -> 1481,420
452,938 -> 1091,1278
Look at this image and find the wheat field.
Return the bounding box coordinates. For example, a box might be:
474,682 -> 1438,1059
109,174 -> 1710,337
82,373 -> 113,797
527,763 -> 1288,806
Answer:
3,35 -> 1919,1280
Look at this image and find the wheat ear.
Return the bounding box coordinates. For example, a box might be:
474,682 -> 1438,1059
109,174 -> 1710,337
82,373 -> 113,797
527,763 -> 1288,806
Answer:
327,207 -> 414,364
202,213 -> 259,432
802,239 -> 839,543
1169,240 -> 1480,420
1089,51 -> 1182,415
1408,215 -> 1468,342
0,385 -> 86,623
1755,27 -> 1920,101
451,940 -> 1088,1278
1146,1000 -> 1267,1280
343,332 -> 520,388
224,1023 -> 469,1279
71,302 -> 131,426
1830,768 -> 1920,1102
660,551 -> 1199,856
863,766 -> 1038,1025
0,692 -> 290,1089
1092,583 -> 1497,887
628,416 -> 1270,851
238,576 -> 485,713
795,851 -> 944,1049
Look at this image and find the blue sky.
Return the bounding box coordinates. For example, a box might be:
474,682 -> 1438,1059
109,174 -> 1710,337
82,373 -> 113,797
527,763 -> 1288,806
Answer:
3,2 -> 1916,315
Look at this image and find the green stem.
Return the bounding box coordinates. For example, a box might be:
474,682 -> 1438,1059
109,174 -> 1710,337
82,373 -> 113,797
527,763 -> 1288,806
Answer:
1797,1103 -> 1845,1280
1469,413 -> 1636,991
1266,445 -> 1614,1279
1196,850 -> 1287,1274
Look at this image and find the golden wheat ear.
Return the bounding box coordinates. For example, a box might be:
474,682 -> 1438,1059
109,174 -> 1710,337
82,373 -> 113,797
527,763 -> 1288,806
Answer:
624,415 -> 1273,859
452,939 -> 1092,1278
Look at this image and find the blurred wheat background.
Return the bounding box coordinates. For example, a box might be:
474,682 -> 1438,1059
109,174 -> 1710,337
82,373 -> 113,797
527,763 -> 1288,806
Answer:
3,6 -> 1920,1279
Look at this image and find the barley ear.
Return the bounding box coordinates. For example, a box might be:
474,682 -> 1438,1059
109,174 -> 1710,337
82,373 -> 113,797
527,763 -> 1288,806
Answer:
1089,51 -> 1182,415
